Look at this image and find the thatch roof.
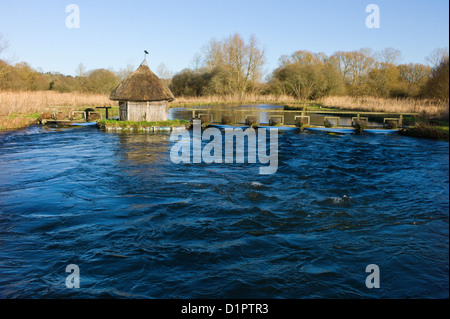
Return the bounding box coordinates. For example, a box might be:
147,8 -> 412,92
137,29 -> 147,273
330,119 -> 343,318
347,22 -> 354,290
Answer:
110,60 -> 174,102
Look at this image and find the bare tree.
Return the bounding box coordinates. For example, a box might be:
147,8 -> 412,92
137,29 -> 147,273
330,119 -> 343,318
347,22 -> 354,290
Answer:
328,51 -> 352,82
242,34 -> 266,88
398,63 -> 431,84
0,33 -> 10,56
288,50 -> 327,66
330,49 -> 374,86
156,63 -> 173,79
425,56 -> 449,100
202,33 -> 265,95
76,63 -> 87,77
426,47 -> 449,68
190,52 -> 202,73
398,63 -> 432,97
379,47 -> 402,65
117,64 -> 135,80
202,38 -> 225,71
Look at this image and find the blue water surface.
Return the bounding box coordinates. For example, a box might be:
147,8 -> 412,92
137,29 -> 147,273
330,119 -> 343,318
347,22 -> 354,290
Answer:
0,123 -> 448,299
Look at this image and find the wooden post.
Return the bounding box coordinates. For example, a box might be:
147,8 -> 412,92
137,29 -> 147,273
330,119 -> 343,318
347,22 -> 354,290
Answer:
399,114 -> 403,127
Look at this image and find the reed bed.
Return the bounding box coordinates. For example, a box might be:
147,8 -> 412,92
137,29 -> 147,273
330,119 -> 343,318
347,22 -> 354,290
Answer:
320,96 -> 449,119
1,91 -> 448,132
3,91 -> 446,118
171,94 -> 296,107
0,91 -> 295,115
0,91 -> 115,116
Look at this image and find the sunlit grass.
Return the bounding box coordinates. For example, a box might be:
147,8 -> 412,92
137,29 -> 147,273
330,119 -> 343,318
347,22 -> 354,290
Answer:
319,96 -> 449,118
170,94 -> 296,108
97,119 -> 189,128
400,122 -> 449,141
1,91 -> 449,139
0,90 -> 114,116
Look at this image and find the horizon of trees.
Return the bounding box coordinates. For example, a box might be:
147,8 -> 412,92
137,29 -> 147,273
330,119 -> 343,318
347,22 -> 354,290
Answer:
0,32 -> 448,101
170,37 -> 448,100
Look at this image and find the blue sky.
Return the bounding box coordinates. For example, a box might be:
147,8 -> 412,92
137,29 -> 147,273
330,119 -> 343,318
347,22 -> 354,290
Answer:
0,0 -> 448,77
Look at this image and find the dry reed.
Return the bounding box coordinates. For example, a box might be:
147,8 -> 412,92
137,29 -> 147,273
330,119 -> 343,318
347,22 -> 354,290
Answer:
0,91 -> 296,116
320,96 -> 449,119
0,90 -> 115,116
1,91 -> 448,125
171,94 -> 296,107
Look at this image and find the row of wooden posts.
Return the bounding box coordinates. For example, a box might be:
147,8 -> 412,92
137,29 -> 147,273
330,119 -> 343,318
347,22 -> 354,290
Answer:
45,106 -> 416,129
189,109 -> 416,128
43,107 -> 113,122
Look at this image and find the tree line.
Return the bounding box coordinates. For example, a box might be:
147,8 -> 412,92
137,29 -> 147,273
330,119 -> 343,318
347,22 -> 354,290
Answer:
0,32 -> 448,101
170,34 -> 449,101
0,60 -> 122,94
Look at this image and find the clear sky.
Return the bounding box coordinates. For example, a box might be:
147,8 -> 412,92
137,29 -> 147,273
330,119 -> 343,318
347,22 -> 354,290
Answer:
0,0 -> 448,77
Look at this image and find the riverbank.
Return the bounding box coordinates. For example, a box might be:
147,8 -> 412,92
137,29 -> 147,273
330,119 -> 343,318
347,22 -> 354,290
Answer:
399,121 -> 449,141
0,91 -> 115,131
1,91 -> 448,140
319,96 -> 449,119
0,113 -> 40,131
169,94 -> 296,108
1,118 -> 448,299
97,119 -> 190,132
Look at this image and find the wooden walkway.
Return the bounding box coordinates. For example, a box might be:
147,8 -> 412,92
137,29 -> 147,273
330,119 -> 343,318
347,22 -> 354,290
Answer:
40,106 -> 114,123
187,108 -> 418,129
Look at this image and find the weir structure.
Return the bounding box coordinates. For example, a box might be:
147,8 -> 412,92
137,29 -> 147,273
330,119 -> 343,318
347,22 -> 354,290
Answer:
187,108 -> 418,133
37,106 -> 417,135
186,108 -> 418,128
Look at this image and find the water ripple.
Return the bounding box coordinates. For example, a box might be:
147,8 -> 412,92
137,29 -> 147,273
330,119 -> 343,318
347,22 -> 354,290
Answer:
0,125 -> 448,298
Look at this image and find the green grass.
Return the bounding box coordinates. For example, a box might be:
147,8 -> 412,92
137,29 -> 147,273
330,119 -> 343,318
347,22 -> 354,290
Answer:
97,119 -> 189,128
400,122 -> 449,141
437,125 -> 449,132
283,101 -> 337,112
170,101 -> 225,108
24,113 -> 41,119
0,114 -> 38,131
6,112 -> 39,119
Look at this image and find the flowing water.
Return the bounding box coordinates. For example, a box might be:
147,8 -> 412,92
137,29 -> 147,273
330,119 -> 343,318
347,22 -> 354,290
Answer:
0,109 -> 448,299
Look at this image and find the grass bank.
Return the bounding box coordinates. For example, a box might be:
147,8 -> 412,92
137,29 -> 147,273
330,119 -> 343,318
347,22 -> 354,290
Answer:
0,113 -> 41,131
170,94 -> 296,108
1,91 -> 448,141
97,119 -> 190,130
0,91 -> 114,131
0,91 -> 114,116
319,96 -> 449,119
171,95 -> 450,119
399,120 -> 449,141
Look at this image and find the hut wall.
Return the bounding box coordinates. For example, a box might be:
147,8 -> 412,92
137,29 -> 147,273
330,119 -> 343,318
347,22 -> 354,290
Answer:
145,101 -> 169,122
120,101 -> 169,122
119,102 -> 127,121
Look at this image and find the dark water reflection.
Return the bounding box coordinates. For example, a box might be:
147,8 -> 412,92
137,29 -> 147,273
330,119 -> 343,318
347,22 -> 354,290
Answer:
169,104 -> 382,126
169,104 -> 286,124
0,121 -> 448,299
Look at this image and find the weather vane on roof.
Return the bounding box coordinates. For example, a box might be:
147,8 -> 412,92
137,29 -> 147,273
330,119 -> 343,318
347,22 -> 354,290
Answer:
144,50 -> 149,59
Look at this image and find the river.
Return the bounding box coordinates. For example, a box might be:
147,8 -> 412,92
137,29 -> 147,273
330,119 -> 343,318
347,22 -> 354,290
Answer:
0,107 -> 448,298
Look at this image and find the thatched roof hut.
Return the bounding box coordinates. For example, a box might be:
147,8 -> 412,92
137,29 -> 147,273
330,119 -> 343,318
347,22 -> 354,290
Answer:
110,59 -> 175,122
